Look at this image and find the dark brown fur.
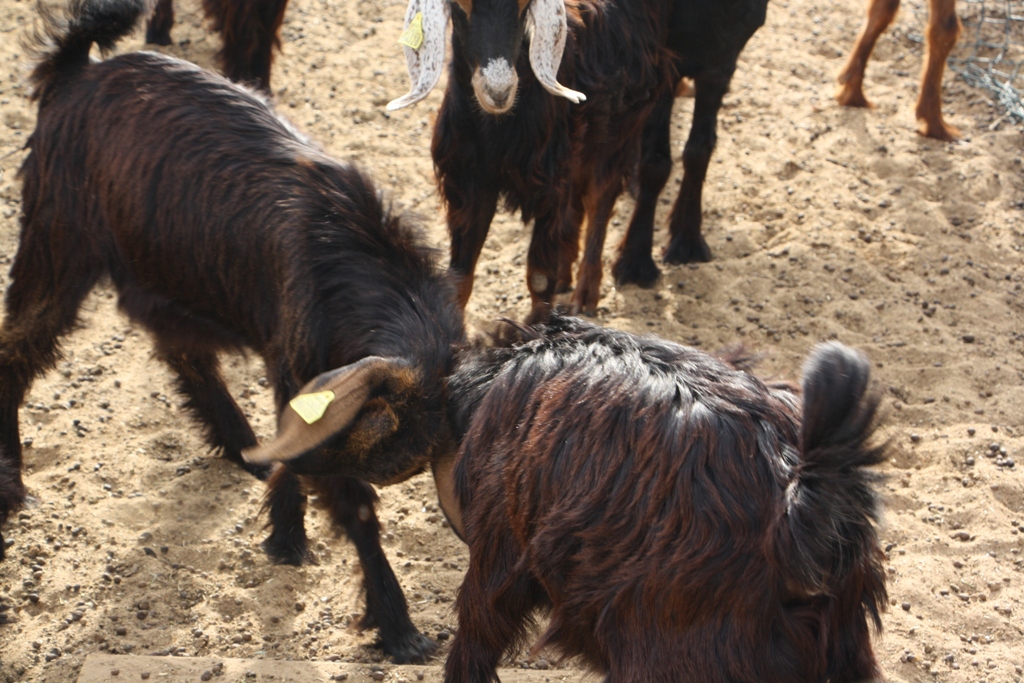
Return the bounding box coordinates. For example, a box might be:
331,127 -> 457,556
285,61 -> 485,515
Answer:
442,315 -> 888,682
0,0 -> 462,661
434,0 -> 768,321
144,0 -> 289,91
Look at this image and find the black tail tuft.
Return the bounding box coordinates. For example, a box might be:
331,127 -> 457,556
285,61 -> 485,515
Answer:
785,342 -> 886,593
26,0 -> 146,100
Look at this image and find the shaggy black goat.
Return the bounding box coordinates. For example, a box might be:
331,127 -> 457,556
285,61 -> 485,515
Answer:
0,0 -> 462,661
387,0 -> 767,320
144,0 -> 289,91
254,315 -> 889,682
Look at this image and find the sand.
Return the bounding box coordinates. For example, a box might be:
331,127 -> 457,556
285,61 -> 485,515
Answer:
0,0 -> 1022,679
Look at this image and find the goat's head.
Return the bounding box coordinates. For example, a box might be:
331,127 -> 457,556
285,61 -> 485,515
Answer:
386,0 -> 585,113
242,356 -> 453,485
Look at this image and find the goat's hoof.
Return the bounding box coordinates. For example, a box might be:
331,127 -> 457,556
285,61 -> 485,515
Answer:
262,535 -> 311,566
612,254 -> 660,289
0,534 -> 7,562
663,236 -> 712,265
917,119 -> 961,142
834,79 -> 871,108
380,630 -> 437,664
242,460 -> 273,482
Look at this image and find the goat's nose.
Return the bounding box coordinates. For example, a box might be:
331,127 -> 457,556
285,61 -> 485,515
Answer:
489,86 -> 512,107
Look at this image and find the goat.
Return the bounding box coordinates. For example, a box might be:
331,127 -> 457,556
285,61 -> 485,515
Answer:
385,0 -> 767,321
144,0 -> 289,91
836,0 -> 961,141
249,314 -> 889,682
0,0 -> 463,661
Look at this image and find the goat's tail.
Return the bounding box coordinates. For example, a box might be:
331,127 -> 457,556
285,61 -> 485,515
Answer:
27,0 -> 146,100
783,342 -> 886,600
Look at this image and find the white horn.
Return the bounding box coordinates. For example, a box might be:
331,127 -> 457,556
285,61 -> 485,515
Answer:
387,0 -> 451,110
526,0 -> 586,103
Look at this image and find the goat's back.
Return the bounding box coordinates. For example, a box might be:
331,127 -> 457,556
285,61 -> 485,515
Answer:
21,52 -> 440,354
450,317 -> 881,681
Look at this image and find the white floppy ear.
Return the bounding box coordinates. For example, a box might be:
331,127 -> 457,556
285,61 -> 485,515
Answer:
387,0 -> 452,110
526,0 -> 585,103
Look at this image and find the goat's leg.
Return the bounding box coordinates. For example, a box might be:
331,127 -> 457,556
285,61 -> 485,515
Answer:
444,541 -> 540,683
612,89 -> 673,288
555,193 -> 585,294
572,182 -> 620,316
916,0 -> 961,140
0,235 -> 101,560
262,465 -> 310,564
157,345 -> 270,481
836,0 -> 900,108
312,476 -> 436,662
145,0 -> 175,45
664,74 -> 729,265
526,209 -> 573,324
448,188 -> 500,309
202,0 -> 290,91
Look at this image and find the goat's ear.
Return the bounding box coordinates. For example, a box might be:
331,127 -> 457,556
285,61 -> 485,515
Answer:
526,0 -> 586,103
241,356 -> 418,467
387,0 -> 451,110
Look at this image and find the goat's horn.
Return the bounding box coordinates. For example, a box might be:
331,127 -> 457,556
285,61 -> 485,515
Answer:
527,0 -> 586,103
242,356 -> 413,465
386,0 -> 450,110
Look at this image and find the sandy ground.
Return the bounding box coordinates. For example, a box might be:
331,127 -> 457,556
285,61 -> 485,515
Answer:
0,0 -> 1023,679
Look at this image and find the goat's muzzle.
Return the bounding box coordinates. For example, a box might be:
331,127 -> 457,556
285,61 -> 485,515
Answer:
472,58 -> 518,114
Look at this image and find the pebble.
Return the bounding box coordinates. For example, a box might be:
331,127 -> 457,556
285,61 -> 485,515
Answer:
436,629 -> 450,641
200,672 -> 213,682
962,334 -> 976,343
902,602 -> 911,611
140,674 -> 150,680
968,428 -> 976,436
136,610 -> 148,620
910,433 -> 921,443
111,670 -> 119,677
332,675 -> 349,682
115,627 -> 127,636
371,672 -> 385,681
966,456 -> 975,466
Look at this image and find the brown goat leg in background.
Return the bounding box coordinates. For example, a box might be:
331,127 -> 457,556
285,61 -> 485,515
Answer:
525,212 -> 570,324
313,476 -> 437,663
144,0 -> 174,45
612,89 -> 673,289
663,73 -> 728,265
203,0 -> 289,91
916,0 -> 961,140
835,0 -> 900,108
571,181 -> 619,316
448,189 -> 500,310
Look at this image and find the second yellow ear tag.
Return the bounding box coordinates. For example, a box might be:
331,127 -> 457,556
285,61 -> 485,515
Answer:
398,11 -> 425,50
289,391 -> 336,425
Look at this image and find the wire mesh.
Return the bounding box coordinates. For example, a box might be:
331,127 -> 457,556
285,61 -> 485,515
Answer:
906,0 -> 1024,124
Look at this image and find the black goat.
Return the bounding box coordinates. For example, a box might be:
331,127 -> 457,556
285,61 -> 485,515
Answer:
253,315 -> 889,682
0,0 -> 463,661
387,0 -> 767,321
144,0 -> 289,91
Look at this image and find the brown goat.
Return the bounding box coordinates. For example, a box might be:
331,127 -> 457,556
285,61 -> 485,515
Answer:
836,0 -> 962,141
251,315 -> 889,682
0,0 -> 462,661
144,0 -> 289,91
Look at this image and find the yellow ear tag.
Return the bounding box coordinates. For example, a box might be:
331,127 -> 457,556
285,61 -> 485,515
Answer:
289,391 -> 336,425
398,11 -> 425,50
